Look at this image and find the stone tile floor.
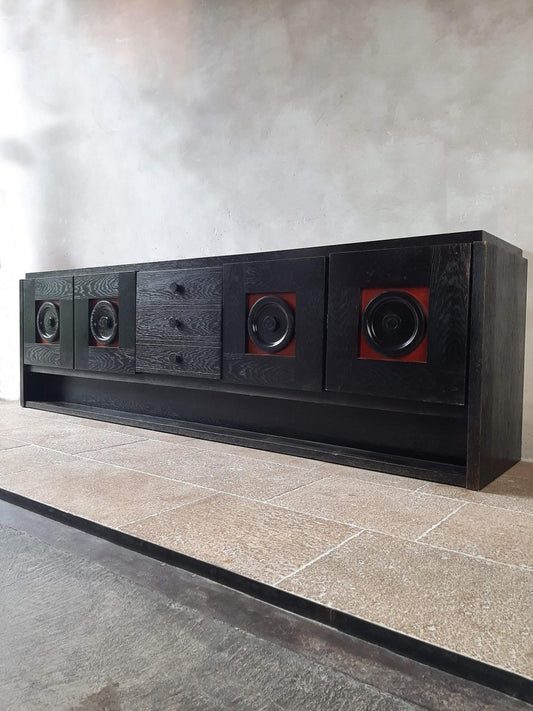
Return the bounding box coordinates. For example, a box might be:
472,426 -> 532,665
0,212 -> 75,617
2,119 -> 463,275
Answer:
0,400 -> 532,679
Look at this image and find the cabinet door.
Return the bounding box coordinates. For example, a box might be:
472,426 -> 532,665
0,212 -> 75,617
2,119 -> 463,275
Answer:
326,243 -> 471,405
22,276 -> 73,369
74,272 -> 136,374
223,257 -> 326,391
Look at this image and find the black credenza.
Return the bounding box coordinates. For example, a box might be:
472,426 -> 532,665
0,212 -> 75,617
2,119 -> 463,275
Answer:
21,230 -> 528,490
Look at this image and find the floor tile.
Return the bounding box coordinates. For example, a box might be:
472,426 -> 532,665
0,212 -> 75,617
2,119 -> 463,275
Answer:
180,436 -> 324,471
420,501 -> 533,568
420,460 -> 533,516
121,493 -> 358,584
309,461 -> 424,490
273,474 -> 464,540
0,445 -> 214,527
0,419 -> 146,454
0,437 -> 28,452
82,439 -> 326,500
278,531 -> 533,678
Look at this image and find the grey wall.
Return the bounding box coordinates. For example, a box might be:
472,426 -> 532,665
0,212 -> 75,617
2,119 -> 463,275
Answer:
0,0 -> 531,455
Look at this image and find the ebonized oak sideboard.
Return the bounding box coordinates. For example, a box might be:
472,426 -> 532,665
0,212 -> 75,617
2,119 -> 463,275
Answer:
21,230 -> 528,489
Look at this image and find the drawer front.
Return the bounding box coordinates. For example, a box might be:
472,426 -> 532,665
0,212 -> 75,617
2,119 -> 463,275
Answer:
136,306 -> 221,343
137,267 -> 222,306
136,344 -> 221,378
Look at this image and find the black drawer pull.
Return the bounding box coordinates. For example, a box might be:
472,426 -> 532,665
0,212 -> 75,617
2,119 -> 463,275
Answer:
169,282 -> 183,294
168,353 -> 183,364
168,316 -> 182,328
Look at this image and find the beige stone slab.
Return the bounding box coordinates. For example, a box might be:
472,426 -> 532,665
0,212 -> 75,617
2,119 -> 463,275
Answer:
0,437 -> 28,451
81,439 -> 327,500
421,501 -> 533,568
278,530 -> 533,678
0,444 -> 214,527
179,436 -> 324,471
0,419 -> 146,454
309,461 -> 424,490
273,474 -> 463,540
121,493 -> 358,584
420,461 -> 533,516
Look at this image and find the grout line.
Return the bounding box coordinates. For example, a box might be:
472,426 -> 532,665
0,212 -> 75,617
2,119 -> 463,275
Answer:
272,530 -> 365,586
119,493 -> 218,528
74,437 -> 148,455
264,475 -> 333,503
416,539 -> 533,573
415,488 -> 533,519
415,502 -> 468,542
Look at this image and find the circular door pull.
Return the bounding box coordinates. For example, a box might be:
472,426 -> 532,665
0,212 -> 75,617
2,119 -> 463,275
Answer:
90,300 -> 118,346
168,316 -> 182,328
248,296 -> 295,353
169,353 -> 182,364
36,301 -> 60,343
362,291 -> 426,357
169,282 -> 183,294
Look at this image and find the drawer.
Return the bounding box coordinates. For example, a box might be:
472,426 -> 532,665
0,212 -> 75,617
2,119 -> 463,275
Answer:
136,305 -> 221,343
137,267 -> 222,306
136,344 -> 221,378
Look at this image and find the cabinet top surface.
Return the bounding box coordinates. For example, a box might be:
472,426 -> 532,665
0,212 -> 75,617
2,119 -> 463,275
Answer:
25,229 -> 522,279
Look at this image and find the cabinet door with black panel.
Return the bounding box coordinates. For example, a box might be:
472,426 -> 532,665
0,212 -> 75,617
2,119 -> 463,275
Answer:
22,276 -> 73,368
136,267 -> 222,379
326,244 -> 471,404
223,257 -> 326,391
74,272 -> 136,374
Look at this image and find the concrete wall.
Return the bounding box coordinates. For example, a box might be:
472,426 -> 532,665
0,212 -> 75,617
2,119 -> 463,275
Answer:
0,0 -> 531,456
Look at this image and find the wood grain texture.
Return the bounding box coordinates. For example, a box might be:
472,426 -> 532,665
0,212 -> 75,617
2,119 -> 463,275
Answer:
137,268 -> 222,306
23,278 -> 74,369
466,243 -> 528,489
222,257 -> 326,391
427,244 -> 471,371
136,344 -> 220,378
34,276 -> 72,300
87,347 -> 135,374
326,244 -> 471,405
21,232 -> 527,490
136,306 -> 221,343
74,274 -> 119,299
24,344 -> 61,367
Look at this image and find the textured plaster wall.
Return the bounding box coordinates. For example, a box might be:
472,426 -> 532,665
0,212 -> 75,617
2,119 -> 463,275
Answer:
0,0 -> 531,455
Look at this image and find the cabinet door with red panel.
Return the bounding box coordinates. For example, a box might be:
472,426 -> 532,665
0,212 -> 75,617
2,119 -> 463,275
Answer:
74,272 -> 136,374
22,276 -> 74,369
326,243 -> 471,405
223,257 -> 326,391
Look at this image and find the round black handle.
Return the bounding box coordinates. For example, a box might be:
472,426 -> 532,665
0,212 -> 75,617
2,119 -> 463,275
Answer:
168,316 -> 182,328
168,353 -> 182,364
169,282 -> 183,294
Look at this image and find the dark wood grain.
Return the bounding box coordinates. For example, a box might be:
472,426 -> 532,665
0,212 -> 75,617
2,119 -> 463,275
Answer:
326,244 -> 471,405
466,242 -> 528,489
137,344 -> 221,378
74,272 -> 135,375
23,278 -> 74,369
137,268 -> 222,306
136,306 -> 221,343
427,244 -> 471,370
74,274 -> 119,299
87,347 -> 135,374
22,231 -> 527,490
222,257 -> 326,391
34,276 -> 72,300
24,344 -> 61,367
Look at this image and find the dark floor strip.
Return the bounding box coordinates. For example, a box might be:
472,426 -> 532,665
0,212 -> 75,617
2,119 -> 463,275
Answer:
0,487 -> 531,706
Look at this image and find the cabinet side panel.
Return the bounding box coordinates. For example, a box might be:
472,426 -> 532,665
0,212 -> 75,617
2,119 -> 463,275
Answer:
467,242 -> 528,489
